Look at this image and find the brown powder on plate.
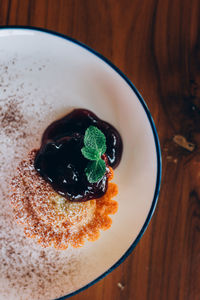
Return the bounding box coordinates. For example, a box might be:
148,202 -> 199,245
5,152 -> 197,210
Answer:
0,98 -> 28,136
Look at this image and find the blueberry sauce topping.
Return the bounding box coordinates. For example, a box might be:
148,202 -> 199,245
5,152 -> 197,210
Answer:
34,109 -> 123,202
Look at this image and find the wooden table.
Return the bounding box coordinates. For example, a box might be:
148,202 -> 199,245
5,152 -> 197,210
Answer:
1,1 -> 200,299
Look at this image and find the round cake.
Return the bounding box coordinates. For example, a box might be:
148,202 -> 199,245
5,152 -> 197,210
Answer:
10,150 -> 118,249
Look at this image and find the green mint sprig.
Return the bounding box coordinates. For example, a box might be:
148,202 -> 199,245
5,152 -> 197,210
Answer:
81,126 -> 107,183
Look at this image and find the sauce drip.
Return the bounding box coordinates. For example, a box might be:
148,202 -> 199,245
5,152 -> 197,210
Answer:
34,109 -> 123,202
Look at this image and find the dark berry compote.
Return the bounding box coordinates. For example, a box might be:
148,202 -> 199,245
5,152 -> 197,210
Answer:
34,109 -> 123,202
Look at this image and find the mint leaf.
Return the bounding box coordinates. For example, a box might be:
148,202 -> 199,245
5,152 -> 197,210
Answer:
84,126 -> 106,155
81,147 -> 100,161
85,159 -> 106,183
81,126 -> 107,183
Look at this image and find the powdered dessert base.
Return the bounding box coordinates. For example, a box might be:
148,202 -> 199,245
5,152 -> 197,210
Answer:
10,150 -> 118,249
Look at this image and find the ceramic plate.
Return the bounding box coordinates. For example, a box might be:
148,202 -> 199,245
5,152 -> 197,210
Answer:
0,27 -> 161,300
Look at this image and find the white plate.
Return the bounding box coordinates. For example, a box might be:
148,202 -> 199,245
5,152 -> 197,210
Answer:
0,27 -> 161,300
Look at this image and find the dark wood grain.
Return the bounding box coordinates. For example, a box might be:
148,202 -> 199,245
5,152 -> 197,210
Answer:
0,0 -> 200,299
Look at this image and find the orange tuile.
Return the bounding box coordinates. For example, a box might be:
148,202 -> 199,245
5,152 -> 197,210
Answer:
108,166 -> 114,181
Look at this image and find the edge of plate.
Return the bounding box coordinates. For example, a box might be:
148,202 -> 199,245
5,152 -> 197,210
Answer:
0,26 -> 162,300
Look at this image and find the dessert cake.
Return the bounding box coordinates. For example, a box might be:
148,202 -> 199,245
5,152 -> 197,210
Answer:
10,109 -> 123,249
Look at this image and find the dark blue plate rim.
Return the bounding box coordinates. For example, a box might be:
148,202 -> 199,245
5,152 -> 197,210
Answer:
0,26 -> 162,300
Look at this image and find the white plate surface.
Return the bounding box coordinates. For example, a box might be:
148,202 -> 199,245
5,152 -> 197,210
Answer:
0,28 -> 161,300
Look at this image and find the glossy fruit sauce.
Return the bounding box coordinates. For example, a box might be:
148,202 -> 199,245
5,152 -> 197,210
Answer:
34,109 -> 123,202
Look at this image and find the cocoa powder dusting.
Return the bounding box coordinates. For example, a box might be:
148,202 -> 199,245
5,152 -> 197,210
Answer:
0,54 -> 101,300
0,99 -> 28,136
